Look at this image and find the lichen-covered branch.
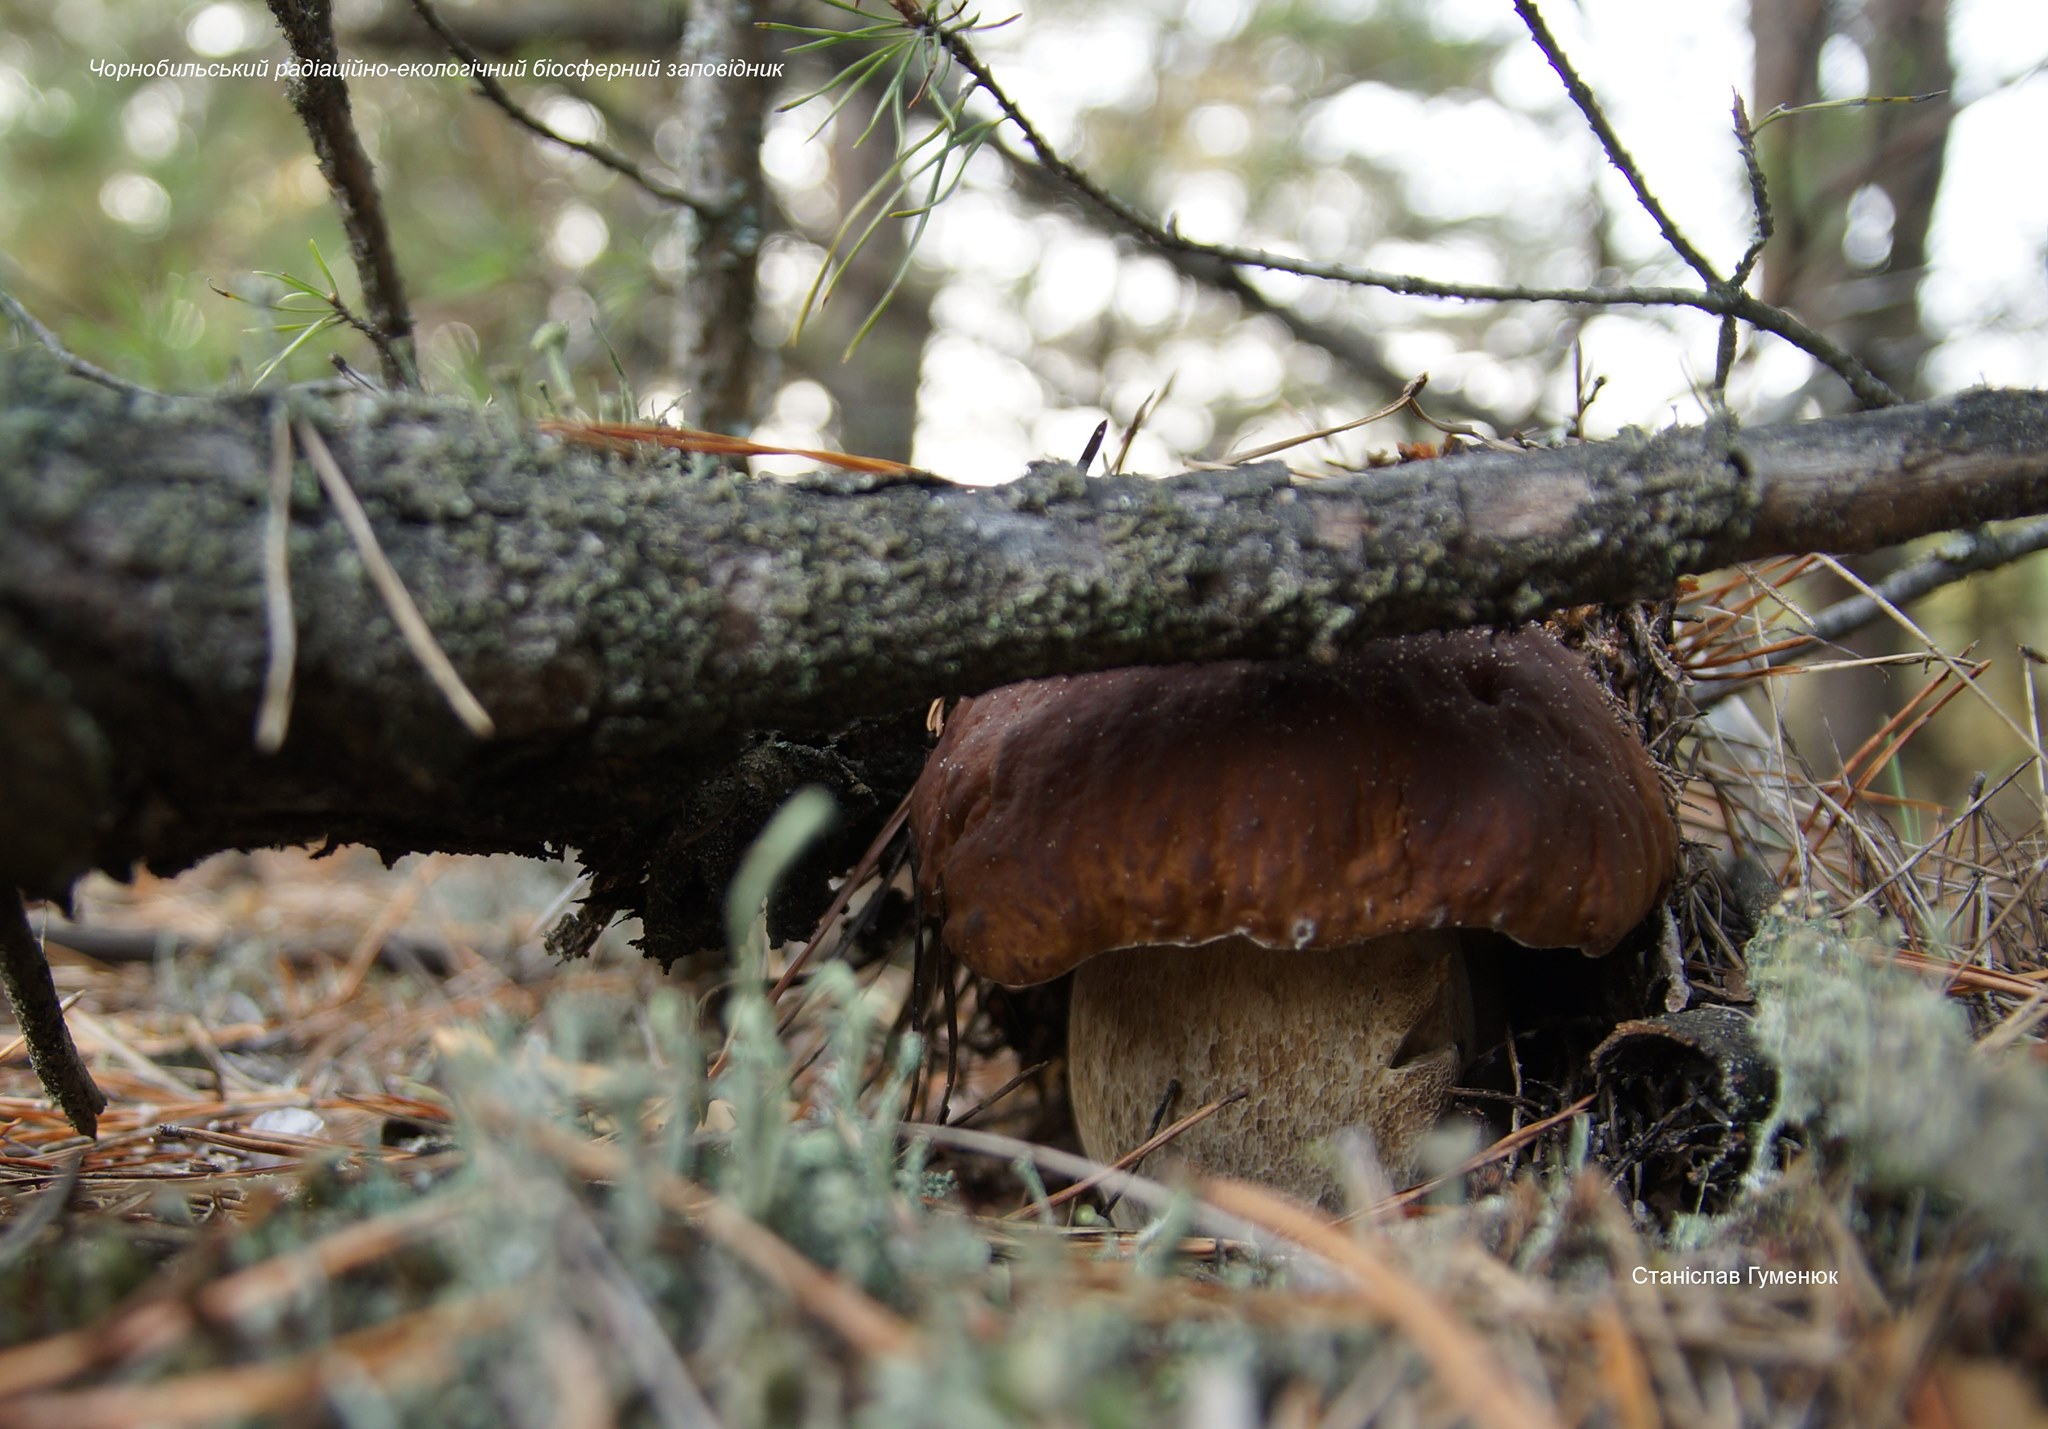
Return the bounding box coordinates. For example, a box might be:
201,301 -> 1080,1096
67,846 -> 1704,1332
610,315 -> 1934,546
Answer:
3,348 -> 2046,907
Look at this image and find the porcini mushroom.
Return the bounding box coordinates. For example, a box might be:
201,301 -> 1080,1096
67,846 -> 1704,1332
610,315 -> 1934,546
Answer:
909,627 -> 1677,1208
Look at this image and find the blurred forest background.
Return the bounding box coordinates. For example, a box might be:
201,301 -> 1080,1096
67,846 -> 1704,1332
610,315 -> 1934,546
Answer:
2,0 -> 2046,801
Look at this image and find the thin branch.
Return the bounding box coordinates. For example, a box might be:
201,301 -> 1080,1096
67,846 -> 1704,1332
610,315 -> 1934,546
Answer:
1750,89 -> 1949,134
1698,516 -> 2048,706
403,0 -> 717,217
265,0 -> 416,389
1718,93 -> 1775,395
0,894 -> 105,1138
7,353 -> 2048,893
1168,239 -> 1899,411
1511,0 -> 1719,289
1729,94 -> 1775,291
916,4 -> 1898,410
995,144 -> 1450,423
1807,519 -> 2048,648
0,286 -> 158,398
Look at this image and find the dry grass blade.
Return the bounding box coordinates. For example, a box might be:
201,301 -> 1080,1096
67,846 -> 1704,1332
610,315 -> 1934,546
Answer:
255,403 -> 297,752
1589,1296 -> 1661,1429
1005,1087 -> 1248,1219
501,1110 -> 919,1360
293,418 -> 495,738
1353,1093 -> 1596,1222
1200,1177 -> 1567,1429
0,1291 -> 517,1429
0,1193 -> 475,1398
1814,552 -> 2046,764
1216,375 -> 1426,464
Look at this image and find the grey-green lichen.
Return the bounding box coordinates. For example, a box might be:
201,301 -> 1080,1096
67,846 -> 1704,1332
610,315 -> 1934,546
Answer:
1747,901 -> 2048,1279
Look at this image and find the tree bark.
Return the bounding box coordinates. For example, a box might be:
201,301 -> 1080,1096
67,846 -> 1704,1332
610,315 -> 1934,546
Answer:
4,348 -> 2048,938
669,0 -> 768,433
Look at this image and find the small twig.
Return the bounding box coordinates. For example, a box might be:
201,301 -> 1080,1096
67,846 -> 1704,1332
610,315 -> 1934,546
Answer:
1350,1093 -> 1598,1222
1012,1087 -> 1246,1220
293,419 -> 495,738
265,0 -> 416,387
946,1059 -> 1049,1129
254,406 -> 297,752
1511,0 -> 1718,288
1108,376 -> 1172,476
1568,340 -> 1605,441
996,147 -> 1442,422
1099,1078 -> 1179,1220
1750,90 -> 1949,134
1729,94 -> 1775,291
908,1120 -> 1275,1248
1720,93 -> 1775,394
0,894 -> 105,1138
403,0 -> 715,216
1504,1 -> 1892,411
0,286 -> 158,398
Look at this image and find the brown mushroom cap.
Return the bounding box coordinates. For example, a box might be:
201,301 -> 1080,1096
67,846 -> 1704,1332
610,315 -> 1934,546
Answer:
910,627 -> 1677,986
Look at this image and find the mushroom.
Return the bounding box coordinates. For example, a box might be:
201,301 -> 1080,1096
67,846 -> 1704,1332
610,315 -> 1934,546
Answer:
909,627 -> 1677,1208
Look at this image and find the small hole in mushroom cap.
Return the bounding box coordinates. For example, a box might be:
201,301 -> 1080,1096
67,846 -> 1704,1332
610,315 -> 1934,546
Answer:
1290,915 -> 1316,947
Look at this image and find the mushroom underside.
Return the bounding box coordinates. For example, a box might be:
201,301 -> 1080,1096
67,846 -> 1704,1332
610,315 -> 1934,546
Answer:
1066,928 -> 1473,1215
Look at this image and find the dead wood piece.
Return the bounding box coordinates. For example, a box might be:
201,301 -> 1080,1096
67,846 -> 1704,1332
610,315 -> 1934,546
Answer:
0,893 -> 106,1137
4,350 -> 2048,947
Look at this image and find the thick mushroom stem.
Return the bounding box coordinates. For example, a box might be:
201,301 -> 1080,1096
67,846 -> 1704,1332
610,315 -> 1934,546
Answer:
1068,930 -> 1472,1212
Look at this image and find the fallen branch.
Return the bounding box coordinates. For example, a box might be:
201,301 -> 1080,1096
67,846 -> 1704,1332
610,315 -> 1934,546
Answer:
2,347 -> 2046,909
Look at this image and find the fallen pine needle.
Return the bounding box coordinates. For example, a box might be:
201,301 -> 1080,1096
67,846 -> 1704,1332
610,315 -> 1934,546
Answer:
1200,1176 -> 1567,1429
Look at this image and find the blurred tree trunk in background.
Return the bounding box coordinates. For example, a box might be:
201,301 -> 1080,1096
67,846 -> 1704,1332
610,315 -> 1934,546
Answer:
1751,0 -> 1959,790
671,0 -> 770,433
1752,0 -> 1954,405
